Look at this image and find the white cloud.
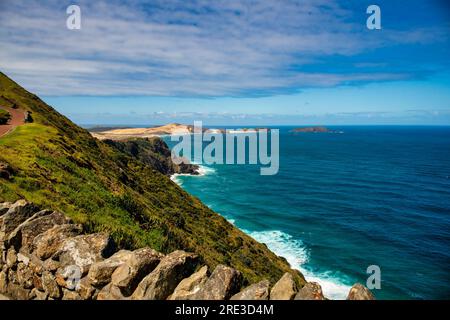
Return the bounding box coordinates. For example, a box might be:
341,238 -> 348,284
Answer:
0,0 -> 446,96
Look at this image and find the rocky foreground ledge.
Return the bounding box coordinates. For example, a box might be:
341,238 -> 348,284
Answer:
0,200 -> 374,300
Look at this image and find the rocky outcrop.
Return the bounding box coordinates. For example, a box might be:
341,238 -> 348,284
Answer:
190,265 -> 242,300
230,279 -> 270,300
269,272 -> 298,300
104,138 -> 199,176
0,200 -> 375,301
346,283 -> 375,300
111,247 -> 163,296
294,282 -> 325,300
131,250 -> 198,300
169,265 -> 209,300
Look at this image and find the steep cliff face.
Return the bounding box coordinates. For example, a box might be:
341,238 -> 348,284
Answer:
0,72 -> 303,286
104,138 -> 199,176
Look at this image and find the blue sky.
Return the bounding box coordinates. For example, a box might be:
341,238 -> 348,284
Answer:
0,0 -> 449,125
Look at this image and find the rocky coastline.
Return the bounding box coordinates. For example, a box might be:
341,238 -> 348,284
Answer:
0,200 -> 374,300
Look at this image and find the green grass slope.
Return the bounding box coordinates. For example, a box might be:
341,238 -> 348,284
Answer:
0,72 -> 305,286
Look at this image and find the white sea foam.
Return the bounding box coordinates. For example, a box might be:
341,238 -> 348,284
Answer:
170,165 -> 215,186
196,165 -> 216,176
170,165 -> 352,299
245,229 -> 352,300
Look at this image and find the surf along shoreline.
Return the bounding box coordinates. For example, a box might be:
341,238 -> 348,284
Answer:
90,123 -> 354,299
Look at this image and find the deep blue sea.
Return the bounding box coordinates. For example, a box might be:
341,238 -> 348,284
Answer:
164,126 -> 450,300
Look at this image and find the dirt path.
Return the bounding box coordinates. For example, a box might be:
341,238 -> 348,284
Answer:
0,106 -> 26,138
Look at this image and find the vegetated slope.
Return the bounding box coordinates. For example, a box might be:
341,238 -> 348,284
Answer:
104,138 -> 199,176
0,72 -> 304,286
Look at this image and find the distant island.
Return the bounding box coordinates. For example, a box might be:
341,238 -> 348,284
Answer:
290,126 -> 343,134
290,126 -> 329,133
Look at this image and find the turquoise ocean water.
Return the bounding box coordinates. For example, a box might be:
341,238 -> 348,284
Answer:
165,126 -> 450,300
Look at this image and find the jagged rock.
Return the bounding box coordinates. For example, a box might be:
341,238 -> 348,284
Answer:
33,274 -> 43,291
97,283 -> 128,300
169,265 -> 209,300
270,273 -> 297,300
294,282 -> 325,300
7,210 -> 69,251
132,250 -> 198,300
7,268 -> 18,285
26,256 -> 44,275
7,282 -> 30,300
346,283 -> 375,300
230,279 -> 270,300
88,250 -> 133,287
55,232 -> 115,275
0,202 -> 12,216
16,262 -> 34,289
190,265 -> 242,300
6,247 -> 17,267
0,200 -> 36,241
32,224 -> 82,260
111,247 -> 164,296
42,271 -> 61,299
62,288 -> 82,300
31,288 -> 47,300
43,258 -> 60,272
0,271 -> 7,293
76,277 -> 96,300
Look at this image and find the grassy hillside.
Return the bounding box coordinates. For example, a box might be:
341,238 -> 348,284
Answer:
0,72 -> 305,286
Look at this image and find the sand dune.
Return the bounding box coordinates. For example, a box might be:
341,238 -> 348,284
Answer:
91,123 -> 194,140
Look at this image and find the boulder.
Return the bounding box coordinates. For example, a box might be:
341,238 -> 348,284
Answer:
31,288 -> 47,300
270,273 -> 297,300
294,282 -> 325,300
346,283 -> 375,300
43,258 -> 60,273
7,282 -> 31,300
0,200 -> 36,241
97,283 -> 128,300
55,232 -> 115,275
16,262 -> 34,289
190,265 -> 242,300
76,277 -> 96,300
42,271 -> 61,299
62,288 -> 82,300
87,250 -> 133,287
0,271 -> 7,293
111,247 -> 164,296
7,210 -> 70,252
169,265 -> 209,300
132,250 -> 198,300
6,247 -> 17,267
32,224 -> 82,260
230,279 -> 270,300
